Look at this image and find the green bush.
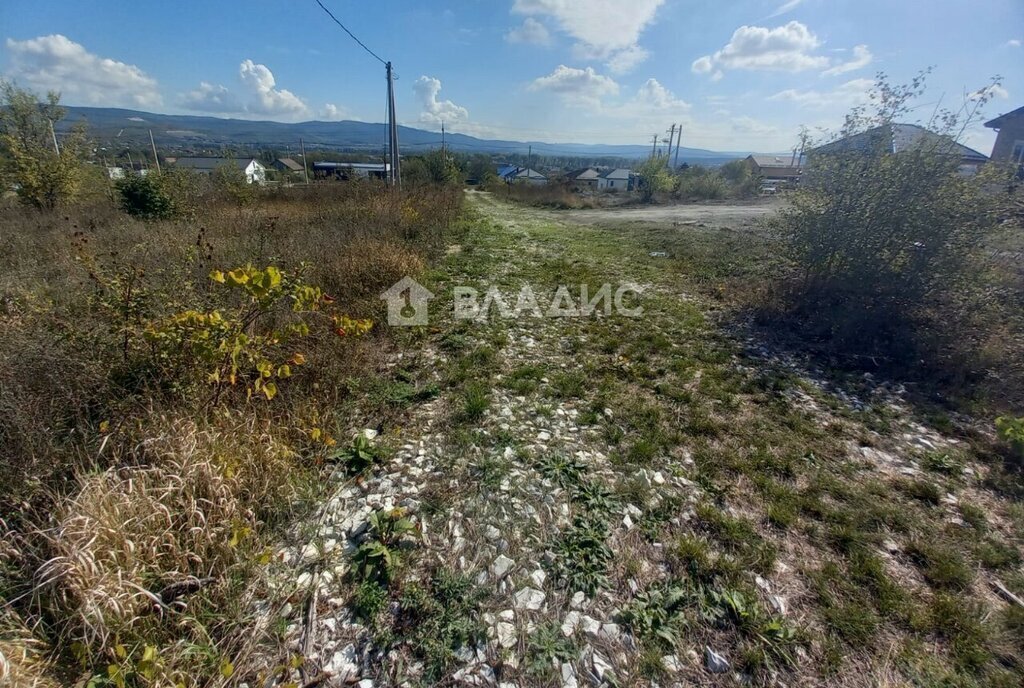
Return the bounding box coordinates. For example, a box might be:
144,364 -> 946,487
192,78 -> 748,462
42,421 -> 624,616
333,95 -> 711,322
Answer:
117,172 -> 175,219
677,170 -> 728,200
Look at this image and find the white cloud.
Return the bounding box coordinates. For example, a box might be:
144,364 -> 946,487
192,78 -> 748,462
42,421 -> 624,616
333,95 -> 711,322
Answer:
321,103 -> 347,120
822,44 -> 873,76
183,60 -> 311,120
1004,39 -> 1021,48
183,81 -> 241,112
731,116 -> 778,136
238,59 -> 308,117
4,34 -> 161,108
970,84 -> 1010,101
529,64 -> 619,106
512,0 -> 660,73
692,21 -> 828,76
414,76 -> 469,128
505,17 -> 551,45
634,78 -> 689,110
769,0 -> 805,18
605,45 -> 650,75
769,77 -> 873,108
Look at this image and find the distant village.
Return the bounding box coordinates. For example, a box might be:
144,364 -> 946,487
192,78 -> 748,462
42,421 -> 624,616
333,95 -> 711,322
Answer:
103,106 -> 1024,193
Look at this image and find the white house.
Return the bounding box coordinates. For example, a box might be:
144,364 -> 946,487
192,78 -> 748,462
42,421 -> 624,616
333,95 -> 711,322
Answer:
497,164 -> 547,185
169,157 -> 267,184
312,162 -> 390,180
597,168 -> 633,191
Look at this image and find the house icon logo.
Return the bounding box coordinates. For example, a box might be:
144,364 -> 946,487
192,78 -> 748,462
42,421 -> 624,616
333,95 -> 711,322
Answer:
381,276 -> 435,326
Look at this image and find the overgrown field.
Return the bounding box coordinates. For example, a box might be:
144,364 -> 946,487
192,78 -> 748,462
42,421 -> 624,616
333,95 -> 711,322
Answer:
0,180 -> 463,685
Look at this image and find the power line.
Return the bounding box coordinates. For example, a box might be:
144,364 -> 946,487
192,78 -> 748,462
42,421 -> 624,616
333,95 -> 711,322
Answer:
313,0 -> 387,66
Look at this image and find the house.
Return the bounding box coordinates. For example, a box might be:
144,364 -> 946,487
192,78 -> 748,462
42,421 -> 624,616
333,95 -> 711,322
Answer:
746,154 -> 801,185
272,157 -> 305,173
808,123 -> 988,175
312,162 -> 390,180
597,168 -> 633,191
496,164 -> 547,185
566,167 -> 600,189
983,105 -> 1024,164
170,157 -> 267,183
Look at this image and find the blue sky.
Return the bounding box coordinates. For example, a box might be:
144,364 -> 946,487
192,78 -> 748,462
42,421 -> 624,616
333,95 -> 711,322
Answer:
1,0 -> 1021,153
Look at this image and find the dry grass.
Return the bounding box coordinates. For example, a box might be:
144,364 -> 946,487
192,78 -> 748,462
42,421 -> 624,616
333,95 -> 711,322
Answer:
0,179 -> 462,684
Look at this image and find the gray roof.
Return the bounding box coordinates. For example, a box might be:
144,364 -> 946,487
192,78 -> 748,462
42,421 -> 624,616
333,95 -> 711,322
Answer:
748,154 -> 800,169
275,157 -> 304,171
313,162 -> 390,171
812,124 -> 988,163
567,167 -> 600,180
599,168 -> 632,180
172,157 -> 261,171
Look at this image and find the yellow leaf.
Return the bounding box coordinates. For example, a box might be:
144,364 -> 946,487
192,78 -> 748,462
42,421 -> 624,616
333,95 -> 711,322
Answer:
262,382 -> 278,400
220,660 -> 234,678
210,270 -> 225,283
99,420 -> 110,433
290,352 -> 306,365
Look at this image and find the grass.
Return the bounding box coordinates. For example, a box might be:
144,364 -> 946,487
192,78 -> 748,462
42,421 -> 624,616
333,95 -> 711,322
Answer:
0,179 -> 463,684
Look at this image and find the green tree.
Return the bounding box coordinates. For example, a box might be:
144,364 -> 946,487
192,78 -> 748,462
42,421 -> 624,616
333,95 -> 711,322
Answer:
636,157 -> 674,203
0,81 -> 88,209
212,159 -> 255,206
776,71 -> 1008,356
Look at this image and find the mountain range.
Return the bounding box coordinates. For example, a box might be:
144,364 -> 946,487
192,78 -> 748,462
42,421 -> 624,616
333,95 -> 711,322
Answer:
58,107 -> 749,163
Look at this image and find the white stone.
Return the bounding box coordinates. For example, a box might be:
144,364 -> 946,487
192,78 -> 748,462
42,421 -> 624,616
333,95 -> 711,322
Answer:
361,428 -> 378,440
570,591 -> 586,609
599,623 -> 621,641
530,569 -> 547,587
498,609 -> 515,622
491,555 -> 515,579
662,655 -> 684,673
324,644 -> 358,683
300,543 -> 319,561
560,662 -> 578,688
580,615 -> 601,638
652,471 -> 666,485
561,610 -> 580,637
538,431 -> 551,441
592,651 -> 613,681
769,595 -> 787,616
496,621 -> 517,648
704,646 -> 729,673
484,525 -> 501,540
754,575 -> 771,592
513,587 -> 546,611
357,681 -> 374,688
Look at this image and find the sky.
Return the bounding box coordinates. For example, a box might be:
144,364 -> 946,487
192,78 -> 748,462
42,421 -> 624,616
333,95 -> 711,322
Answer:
1,0 -> 1021,154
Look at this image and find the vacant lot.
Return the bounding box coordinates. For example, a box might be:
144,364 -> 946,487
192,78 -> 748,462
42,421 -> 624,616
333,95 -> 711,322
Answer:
562,197 -> 780,229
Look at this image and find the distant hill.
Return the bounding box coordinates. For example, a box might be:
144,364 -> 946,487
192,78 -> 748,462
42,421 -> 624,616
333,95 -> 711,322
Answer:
58,107 -> 749,163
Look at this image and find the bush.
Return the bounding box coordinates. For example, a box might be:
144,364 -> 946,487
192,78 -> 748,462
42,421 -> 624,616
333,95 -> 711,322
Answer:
773,72 -> 1011,367
117,172 -> 175,219
677,168 -> 729,200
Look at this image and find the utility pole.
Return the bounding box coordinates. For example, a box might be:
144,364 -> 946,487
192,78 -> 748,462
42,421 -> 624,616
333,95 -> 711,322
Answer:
441,121 -> 446,156
48,120 -> 60,155
386,61 -> 401,187
667,124 -> 676,162
149,130 -> 161,173
651,134 -> 659,158
674,124 -> 682,168
299,137 -> 310,184
528,144 -> 532,178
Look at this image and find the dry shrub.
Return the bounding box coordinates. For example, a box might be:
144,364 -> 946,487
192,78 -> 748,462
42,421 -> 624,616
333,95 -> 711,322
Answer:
325,236 -> 425,301
32,417 -> 298,656
499,183 -> 597,209
0,618 -> 59,688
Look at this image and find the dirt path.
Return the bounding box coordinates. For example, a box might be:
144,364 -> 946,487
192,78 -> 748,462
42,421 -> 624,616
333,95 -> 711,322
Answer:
561,198 -> 780,229
258,192 -> 1023,688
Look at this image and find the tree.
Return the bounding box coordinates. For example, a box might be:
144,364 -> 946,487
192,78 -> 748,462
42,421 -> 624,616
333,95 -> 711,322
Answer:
0,81 -> 88,209
636,156 -> 674,203
776,71 -> 1008,357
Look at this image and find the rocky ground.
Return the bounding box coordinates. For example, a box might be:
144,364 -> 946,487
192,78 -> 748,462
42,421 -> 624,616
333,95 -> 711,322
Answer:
251,192 -> 1024,688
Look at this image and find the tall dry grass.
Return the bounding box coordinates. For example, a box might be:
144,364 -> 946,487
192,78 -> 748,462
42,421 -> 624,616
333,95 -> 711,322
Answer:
0,178 -> 462,685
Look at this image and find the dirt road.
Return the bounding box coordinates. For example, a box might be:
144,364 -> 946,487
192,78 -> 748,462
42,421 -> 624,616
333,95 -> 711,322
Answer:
562,198 -> 781,229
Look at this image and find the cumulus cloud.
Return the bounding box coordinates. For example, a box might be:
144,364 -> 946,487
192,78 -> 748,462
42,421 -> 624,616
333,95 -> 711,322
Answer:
692,21 -> 828,76
183,82 -> 241,112
4,34 -> 161,108
529,64 -> 619,106
182,60 -> 311,119
414,76 -> 469,128
321,103 -> 347,120
821,44 -> 873,76
513,0 -> 662,72
505,17 -> 551,45
634,79 -> 690,110
769,77 -> 873,108
605,45 -> 650,75
238,59 -> 308,117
